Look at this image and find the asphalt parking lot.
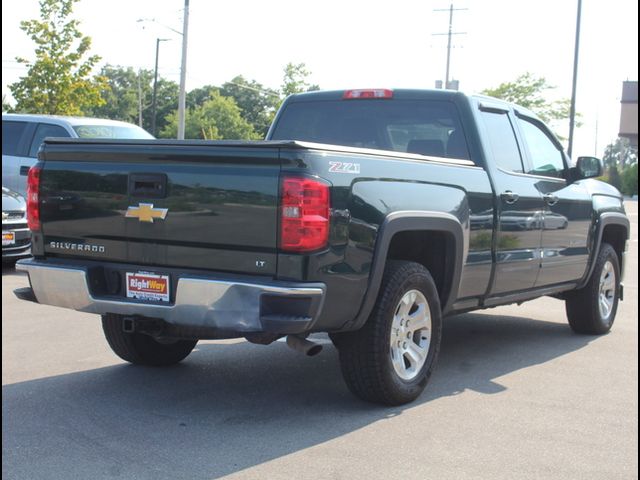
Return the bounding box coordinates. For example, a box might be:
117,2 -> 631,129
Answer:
2,201 -> 637,480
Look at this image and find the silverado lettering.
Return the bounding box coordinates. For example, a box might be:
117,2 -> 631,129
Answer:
49,241 -> 105,253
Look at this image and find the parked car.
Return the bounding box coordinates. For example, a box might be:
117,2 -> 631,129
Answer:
2,187 -> 30,264
2,114 -> 153,197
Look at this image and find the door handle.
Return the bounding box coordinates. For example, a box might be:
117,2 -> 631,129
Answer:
543,193 -> 559,206
129,173 -> 167,198
501,190 -> 520,204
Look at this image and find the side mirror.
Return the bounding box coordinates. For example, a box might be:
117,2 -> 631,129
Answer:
575,156 -> 603,179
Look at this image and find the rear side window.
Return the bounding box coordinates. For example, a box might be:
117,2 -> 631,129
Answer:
2,121 -> 28,156
480,112 -> 524,173
271,99 -> 470,160
28,123 -> 70,157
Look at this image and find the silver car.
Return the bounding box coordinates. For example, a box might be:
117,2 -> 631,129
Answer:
2,114 -> 153,197
2,187 -> 30,264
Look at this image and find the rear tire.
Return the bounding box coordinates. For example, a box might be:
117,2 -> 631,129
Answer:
337,261 -> 442,406
101,314 -> 197,366
565,243 -> 620,335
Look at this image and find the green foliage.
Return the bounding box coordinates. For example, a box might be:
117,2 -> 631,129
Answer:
88,65 -> 152,123
220,76 -> 280,138
602,137 -> 637,169
87,65 -> 178,135
160,90 -> 260,140
608,165 -> 622,191
146,78 -> 179,135
9,0 -> 106,115
601,137 -> 638,195
621,164 -> 638,196
2,94 -> 12,112
186,85 -> 218,109
481,73 -> 574,124
281,62 -> 319,98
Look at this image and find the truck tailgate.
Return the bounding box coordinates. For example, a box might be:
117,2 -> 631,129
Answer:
38,141 -> 281,275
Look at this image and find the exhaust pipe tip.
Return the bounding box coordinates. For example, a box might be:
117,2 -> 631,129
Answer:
286,335 -> 323,357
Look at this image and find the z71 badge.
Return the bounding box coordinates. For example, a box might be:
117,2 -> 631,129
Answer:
329,161 -> 360,174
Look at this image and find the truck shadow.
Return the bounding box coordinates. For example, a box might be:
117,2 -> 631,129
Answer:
2,313 -> 594,479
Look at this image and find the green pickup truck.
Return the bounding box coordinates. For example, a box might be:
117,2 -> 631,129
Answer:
15,89 -> 629,405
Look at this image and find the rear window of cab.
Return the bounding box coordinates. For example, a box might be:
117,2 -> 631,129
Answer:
270,99 -> 470,160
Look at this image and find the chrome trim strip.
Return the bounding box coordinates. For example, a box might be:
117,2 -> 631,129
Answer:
496,167 -> 567,183
17,261 -> 325,331
294,141 -> 477,167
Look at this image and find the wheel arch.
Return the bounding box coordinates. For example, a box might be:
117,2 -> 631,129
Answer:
578,212 -> 630,289
346,211 -> 466,330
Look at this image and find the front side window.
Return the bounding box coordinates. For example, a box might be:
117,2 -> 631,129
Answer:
517,117 -> 565,178
480,111 -> 524,173
29,123 -> 70,157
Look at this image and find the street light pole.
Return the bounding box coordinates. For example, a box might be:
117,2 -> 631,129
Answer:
177,0 -> 190,140
567,0 -> 582,159
137,12 -> 188,140
151,38 -> 169,137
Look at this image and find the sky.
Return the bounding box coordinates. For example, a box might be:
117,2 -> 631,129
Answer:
2,0 -> 638,158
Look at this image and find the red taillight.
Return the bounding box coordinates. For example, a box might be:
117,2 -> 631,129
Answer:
27,166 -> 42,231
280,176 -> 330,252
343,89 -> 393,99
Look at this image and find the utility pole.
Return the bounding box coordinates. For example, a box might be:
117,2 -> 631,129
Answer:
152,38 -> 170,137
177,0 -> 190,140
433,4 -> 467,90
567,0 -> 582,159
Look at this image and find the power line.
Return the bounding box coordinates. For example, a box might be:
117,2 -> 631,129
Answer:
225,81 -> 280,98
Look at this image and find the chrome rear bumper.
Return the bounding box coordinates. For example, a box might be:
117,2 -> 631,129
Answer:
16,259 -> 325,334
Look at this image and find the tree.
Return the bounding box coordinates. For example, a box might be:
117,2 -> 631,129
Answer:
88,65 -> 152,124
481,73 -> 573,124
87,65 -> 179,135
601,138 -> 637,194
621,164 -> 638,197
148,78 -> 179,135
2,94 -> 12,113
221,76 -> 280,137
608,165 -> 622,191
160,90 -> 260,140
281,62 -> 320,98
186,85 -> 218,110
602,137 -> 637,170
9,0 -> 106,115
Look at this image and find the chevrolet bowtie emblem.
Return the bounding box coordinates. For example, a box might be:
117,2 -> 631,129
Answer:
125,203 -> 168,223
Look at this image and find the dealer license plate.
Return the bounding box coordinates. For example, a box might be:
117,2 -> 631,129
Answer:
125,272 -> 170,302
2,231 -> 15,246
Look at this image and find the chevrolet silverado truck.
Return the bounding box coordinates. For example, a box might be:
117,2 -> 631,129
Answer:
15,89 -> 629,406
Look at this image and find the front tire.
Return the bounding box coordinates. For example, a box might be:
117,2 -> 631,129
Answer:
101,314 -> 197,366
565,243 -> 621,335
337,261 -> 442,405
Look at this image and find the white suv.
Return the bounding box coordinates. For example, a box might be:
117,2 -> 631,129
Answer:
2,114 -> 153,197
